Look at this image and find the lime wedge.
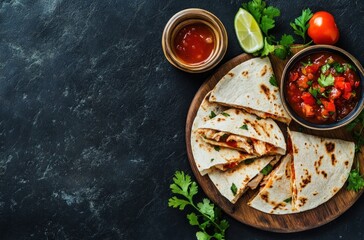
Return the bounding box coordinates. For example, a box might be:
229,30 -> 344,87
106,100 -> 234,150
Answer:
234,8 -> 264,53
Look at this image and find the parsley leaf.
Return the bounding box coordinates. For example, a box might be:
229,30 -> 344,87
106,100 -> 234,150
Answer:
308,87 -> 318,98
283,197 -> 292,203
280,34 -> 295,46
169,171 -> 229,239
240,124 -> 248,130
230,183 -> 238,195
321,63 -> 330,74
221,112 -> 230,117
261,164 -> 273,175
214,146 -> 221,152
333,62 -> 344,73
318,74 -> 334,87
269,75 -> 278,87
209,111 -> 216,119
261,37 -> 275,56
244,158 -> 255,164
347,169 -> 364,192
260,15 -> 275,36
290,8 -> 313,43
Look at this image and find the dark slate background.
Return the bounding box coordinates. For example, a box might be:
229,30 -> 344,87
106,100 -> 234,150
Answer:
0,0 -> 363,239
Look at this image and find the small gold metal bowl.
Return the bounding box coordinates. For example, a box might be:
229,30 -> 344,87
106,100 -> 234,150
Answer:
162,8 -> 228,73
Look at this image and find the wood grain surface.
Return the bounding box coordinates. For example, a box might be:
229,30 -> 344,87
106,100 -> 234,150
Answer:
185,47 -> 364,233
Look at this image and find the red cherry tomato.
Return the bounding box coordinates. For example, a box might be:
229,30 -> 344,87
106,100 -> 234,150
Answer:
308,11 -> 340,45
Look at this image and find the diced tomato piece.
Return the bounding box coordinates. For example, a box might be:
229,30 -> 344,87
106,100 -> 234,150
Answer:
320,108 -> 330,119
344,82 -> 352,93
224,162 -> 238,169
329,87 -> 341,99
334,77 -> 346,90
226,140 -> 237,148
289,72 -> 299,82
307,73 -> 314,80
355,81 -> 360,88
322,99 -> 336,112
343,91 -> 352,100
301,103 -> 315,117
297,76 -> 309,89
305,64 -> 319,74
301,92 -> 315,105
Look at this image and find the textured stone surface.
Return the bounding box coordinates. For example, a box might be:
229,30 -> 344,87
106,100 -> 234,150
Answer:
0,0 -> 363,239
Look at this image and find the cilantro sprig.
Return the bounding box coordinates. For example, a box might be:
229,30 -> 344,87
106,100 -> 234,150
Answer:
168,171 -> 229,240
290,9 -> 313,43
346,110 -> 364,192
241,1 -> 313,59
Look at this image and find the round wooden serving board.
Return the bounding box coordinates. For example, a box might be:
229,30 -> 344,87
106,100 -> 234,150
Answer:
185,47 -> 364,233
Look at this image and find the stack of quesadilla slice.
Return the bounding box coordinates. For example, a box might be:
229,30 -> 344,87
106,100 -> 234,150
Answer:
248,130 -> 355,214
190,57 -> 291,204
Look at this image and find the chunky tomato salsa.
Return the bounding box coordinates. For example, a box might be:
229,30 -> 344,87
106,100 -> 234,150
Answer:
286,52 -> 361,124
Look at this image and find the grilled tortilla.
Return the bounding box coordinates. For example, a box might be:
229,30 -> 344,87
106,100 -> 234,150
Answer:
191,92 -> 258,175
248,154 -> 293,214
196,109 -> 286,157
208,156 -> 278,203
209,57 -> 291,124
288,130 -> 355,212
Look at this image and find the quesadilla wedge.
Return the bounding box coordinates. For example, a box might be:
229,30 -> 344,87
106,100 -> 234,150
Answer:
288,130 -> 355,212
248,154 -> 294,214
191,92 -> 258,175
196,108 -> 286,157
209,57 -> 291,124
208,156 -> 278,203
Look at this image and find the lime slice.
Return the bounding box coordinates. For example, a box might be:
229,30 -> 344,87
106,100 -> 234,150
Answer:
234,8 -> 264,53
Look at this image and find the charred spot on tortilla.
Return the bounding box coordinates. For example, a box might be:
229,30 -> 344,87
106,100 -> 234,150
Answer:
313,191 -> 318,196
332,187 -> 339,193
321,171 -> 328,178
344,161 -> 349,166
227,72 -> 234,77
260,84 -> 271,100
242,70 -> 249,77
261,192 -> 269,203
298,197 -> 308,207
260,65 -> 268,76
331,154 -> 337,166
293,145 -> 299,154
300,174 -> 312,189
325,142 -> 335,153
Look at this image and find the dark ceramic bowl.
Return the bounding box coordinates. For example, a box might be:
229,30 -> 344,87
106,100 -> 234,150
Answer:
280,45 -> 364,130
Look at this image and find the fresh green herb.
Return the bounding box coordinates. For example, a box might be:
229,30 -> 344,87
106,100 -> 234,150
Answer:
230,183 -> 238,195
333,62 -> 344,73
301,58 -> 312,67
283,197 -> 292,203
308,87 -> 318,98
242,0 -> 280,36
316,99 -> 322,105
256,116 -> 262,120
209,111 -> 217,119
214,146 -> 221,152
318,74 -> 334,87
210,158 -> 214,162
343,63 -> 357,72
261,164 -> 273,175
290,8 -> 313,43
221,112 -> 230,117
321,63 -> 331,74
244,158 -> 255,165
347,169 -> 364,192
307,80 -> 313,86
274,34 -> 295,59
261,37 -> 275,56
347,110 -> 364,152
168,171 -> 229,239
240,124 -> 249,130
269,75 -> 278,87
346,110 -> 364,192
